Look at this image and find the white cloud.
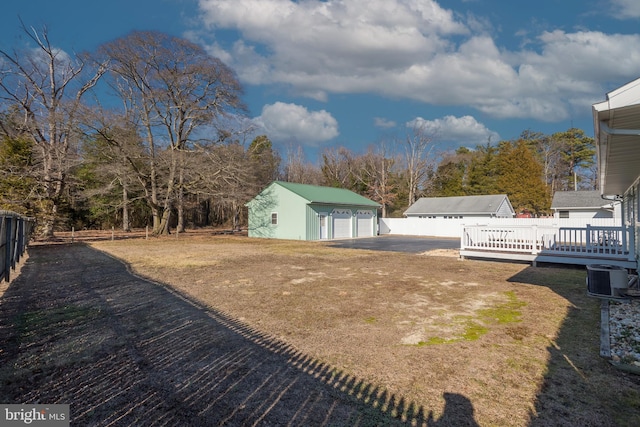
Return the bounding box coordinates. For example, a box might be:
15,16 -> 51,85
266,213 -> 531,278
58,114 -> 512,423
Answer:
197,0 -> 467,85
610,0 -> 640,19
374,117 -> 397,129
253,102 -> 339,145
407,116 -> 500,146
196,0 -> 640,123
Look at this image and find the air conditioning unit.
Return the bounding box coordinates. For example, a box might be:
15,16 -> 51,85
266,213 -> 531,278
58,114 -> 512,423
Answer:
586,264 -> 629,298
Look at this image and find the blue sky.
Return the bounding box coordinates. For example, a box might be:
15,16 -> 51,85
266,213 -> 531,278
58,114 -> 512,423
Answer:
2,0 -> 640,163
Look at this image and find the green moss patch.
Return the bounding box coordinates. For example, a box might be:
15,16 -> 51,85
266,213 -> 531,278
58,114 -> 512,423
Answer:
417,291 -> 526,346
478,291 -> 526,324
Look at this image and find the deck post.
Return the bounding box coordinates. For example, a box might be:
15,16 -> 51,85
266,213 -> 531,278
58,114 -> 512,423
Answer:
531,225 -> 538,255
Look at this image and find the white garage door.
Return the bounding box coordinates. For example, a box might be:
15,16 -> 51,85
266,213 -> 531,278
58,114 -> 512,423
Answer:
356,210 -> 374,237
332,209 -> 352,239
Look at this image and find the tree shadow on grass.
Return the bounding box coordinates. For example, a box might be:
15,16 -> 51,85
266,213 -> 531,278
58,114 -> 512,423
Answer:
0,244 -> 480,426
508,265 -> 640,427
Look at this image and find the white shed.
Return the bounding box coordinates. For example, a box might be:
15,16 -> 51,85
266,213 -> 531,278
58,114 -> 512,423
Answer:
550,191 -> 620,219
404,194 -> 515,219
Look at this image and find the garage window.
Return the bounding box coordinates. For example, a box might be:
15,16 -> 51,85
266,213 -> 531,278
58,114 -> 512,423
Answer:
271,212 -> 278,225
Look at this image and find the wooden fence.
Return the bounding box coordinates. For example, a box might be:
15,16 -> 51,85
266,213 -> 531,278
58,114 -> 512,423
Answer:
1,211 -> 34,283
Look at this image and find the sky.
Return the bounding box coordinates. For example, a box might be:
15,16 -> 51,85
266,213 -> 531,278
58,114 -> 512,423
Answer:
2,0 -> 640,163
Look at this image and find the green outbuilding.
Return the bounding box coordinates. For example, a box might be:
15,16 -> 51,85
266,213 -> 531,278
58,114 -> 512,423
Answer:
246,181 -> 381,240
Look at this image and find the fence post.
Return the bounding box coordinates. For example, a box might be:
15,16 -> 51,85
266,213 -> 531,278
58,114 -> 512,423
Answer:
0,217 -> 6,282
10,216 -> 18,270
15,218 -> 23,264
4,216 -> 13,282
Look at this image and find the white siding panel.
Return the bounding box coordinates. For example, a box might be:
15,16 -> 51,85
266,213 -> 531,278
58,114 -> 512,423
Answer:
496,199 -> 514,217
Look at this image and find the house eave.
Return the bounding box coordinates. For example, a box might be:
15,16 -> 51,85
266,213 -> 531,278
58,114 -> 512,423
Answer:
593,79 -> 640,196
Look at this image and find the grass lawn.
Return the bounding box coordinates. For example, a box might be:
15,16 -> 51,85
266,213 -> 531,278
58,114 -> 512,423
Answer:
83,232 -> 640,426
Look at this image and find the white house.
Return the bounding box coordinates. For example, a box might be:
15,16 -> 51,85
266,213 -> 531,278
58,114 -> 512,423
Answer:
454,80 -> 639,269
593,77 -> 640,269
550,190 -> 621,219
404,194 -> 515,219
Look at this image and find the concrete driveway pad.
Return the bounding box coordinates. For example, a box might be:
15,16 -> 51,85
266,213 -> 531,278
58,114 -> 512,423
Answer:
327,235 -> 460,253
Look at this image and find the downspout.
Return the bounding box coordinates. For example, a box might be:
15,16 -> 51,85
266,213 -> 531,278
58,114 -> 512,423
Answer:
601,194 -> 624,226
601,192 -> 623,206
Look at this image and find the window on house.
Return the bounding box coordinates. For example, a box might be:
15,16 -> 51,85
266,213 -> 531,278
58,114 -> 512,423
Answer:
559,210 -> 569,218
271,212 -> 278,225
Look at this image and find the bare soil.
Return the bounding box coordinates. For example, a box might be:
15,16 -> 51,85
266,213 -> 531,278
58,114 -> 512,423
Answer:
2,230 -> 639,426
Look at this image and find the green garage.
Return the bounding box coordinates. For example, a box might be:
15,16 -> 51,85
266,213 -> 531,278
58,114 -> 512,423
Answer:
246,181 -> 381,240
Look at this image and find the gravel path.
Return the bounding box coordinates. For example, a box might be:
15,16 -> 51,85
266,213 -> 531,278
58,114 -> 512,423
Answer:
0,244 -> 414,426
609,299 -> 640,367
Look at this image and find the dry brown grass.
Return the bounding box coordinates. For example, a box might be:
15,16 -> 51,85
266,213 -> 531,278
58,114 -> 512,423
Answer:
83,231 -> 640,426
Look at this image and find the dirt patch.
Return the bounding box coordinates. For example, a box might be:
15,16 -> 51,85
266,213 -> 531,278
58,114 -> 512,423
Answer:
419,248 -> 460,257
2,231 -> 640,426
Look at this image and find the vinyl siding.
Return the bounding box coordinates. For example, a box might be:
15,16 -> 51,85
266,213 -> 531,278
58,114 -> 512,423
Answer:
248,182 -> 379,240
248,183 -> 308,239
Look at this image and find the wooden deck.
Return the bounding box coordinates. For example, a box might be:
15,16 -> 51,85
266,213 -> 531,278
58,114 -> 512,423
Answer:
460,224 -> 637,269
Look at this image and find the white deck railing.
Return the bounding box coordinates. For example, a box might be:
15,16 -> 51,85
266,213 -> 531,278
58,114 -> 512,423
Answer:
461,224 -> 635,261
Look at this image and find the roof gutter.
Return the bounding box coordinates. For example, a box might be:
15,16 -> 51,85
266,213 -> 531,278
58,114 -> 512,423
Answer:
599,121 -> 640,136
308,201 -> 381,208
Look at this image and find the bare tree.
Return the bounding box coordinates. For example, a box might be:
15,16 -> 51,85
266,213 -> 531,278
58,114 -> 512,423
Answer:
400,124 -> 436,206
321,146 -> 358,189
0,23 -> 106,237
82,110 -> 147,231
354,144 -> 397,218
283,144 -> 323,185
187,141 -> 253,230
98,31 -> 245,234
521,130 -> 564,194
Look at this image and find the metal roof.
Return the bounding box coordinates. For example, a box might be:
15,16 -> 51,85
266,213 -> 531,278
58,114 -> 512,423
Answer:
550,191 -> 611,210
273,181 -> 381,207
404,194 -> 512,215
593,77 -> 640,196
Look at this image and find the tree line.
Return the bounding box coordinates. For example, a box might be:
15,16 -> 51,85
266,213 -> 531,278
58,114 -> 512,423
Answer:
283,126 -> 595,218
0,25 -> 596,238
